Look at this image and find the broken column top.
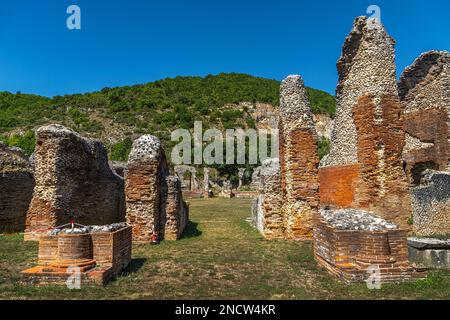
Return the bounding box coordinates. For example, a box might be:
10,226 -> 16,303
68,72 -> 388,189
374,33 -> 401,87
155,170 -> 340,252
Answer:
322,16 -> 398,167
280,75 -> 315,128
128,135 -> 162,165
398,50 -> 450,112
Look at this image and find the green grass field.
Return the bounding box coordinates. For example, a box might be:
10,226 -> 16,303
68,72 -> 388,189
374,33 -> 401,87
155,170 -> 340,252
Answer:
0,198 -> 449,300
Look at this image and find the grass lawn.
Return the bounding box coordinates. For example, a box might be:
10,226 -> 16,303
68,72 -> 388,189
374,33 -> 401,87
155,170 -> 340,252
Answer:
0,198 -> 449,300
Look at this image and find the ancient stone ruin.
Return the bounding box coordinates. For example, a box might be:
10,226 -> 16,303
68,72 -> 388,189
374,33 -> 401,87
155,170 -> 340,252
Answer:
25,125 -> 125,241
399,50 -> 450,237
252,75 -> 319,239
0,142 -> 35,233
22,223 -> 132,286
313,16 -> 428,282
314,209 -> 425,283
174,165 -> 202,198
125,135 -> 188,243
319,16 -> 411,230
279,75 -> 320,239
251,159 -> 283,238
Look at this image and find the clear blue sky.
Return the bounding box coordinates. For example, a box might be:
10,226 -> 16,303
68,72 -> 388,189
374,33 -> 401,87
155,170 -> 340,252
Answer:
1,0 -> 449,97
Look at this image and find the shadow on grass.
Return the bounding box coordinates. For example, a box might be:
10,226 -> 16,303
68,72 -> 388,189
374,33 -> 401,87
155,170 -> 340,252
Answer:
122,258 -> 147,275
181,221 -> 202,239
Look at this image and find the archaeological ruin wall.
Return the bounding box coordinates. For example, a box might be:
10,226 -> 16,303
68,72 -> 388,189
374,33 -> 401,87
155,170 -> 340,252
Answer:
22,223 -> 132,286
399,50 -> 450,181
279,75 -> 320,239
251,158 -> 283,238
251,75 -> 319,240
319,16 -> 411,229
398,51 -> 450,237
125,135 -> 188,243
0,142 -> 35,233
25,125 -> 125,240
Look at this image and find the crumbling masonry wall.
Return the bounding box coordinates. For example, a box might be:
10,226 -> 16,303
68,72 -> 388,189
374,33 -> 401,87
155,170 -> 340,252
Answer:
25,125 -> 125,240
319,17 -> 411,229
125,135 -> 188,242
410,171 -> 450,236
279,75 -> 320,239
399,51 -> 450,181
398,51 -> 450,236
0,142 -> 35,233
251,159 -> 283,238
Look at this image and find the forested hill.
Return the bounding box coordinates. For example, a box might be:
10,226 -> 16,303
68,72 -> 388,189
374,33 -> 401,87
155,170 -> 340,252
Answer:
0,73 -> 335,159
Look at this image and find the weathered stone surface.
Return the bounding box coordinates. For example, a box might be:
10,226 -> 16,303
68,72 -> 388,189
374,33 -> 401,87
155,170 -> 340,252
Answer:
160,175 -> 189,240
410,171 -> 450,236
408,237 -> 450,269
25,125 -> 125,240
319,208 -> 398,232
125,135 -> 188,242
0,142 -> 35,233
408,237 -> 450,250
318,17 -> 412,229
322,16 -> 398,167
399,51 -> 450,180
251,158 -> 283,238
279,75 -> 320,239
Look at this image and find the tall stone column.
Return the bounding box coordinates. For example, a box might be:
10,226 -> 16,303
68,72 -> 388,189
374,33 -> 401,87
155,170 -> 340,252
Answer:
125,135 -> 168,243
125,135 -> 188,242
279,75 -> 320,239
318,16 -> 411,229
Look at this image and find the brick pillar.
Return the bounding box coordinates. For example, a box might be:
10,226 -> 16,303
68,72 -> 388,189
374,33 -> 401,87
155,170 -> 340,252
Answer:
125,135 -> 168,243
279,75 -> 319,239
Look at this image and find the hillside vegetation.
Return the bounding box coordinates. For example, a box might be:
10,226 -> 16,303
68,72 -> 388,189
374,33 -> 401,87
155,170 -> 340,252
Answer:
0,73 -> 335,167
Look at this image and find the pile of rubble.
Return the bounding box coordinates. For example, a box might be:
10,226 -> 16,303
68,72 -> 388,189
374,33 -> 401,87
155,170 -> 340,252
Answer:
319,209 -> 398,232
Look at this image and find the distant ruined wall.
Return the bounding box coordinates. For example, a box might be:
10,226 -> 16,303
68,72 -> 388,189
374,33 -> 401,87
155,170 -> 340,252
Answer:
125,135 -> 188,242
279,75 -> 320,239
319,17 -> 411,229
25,125 -> 125,240
0,143 -> 35,233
